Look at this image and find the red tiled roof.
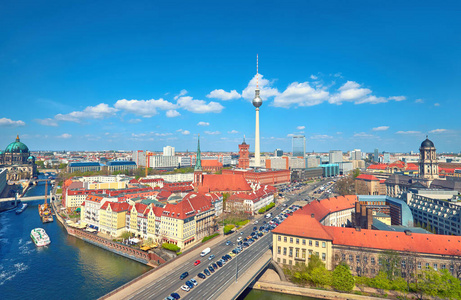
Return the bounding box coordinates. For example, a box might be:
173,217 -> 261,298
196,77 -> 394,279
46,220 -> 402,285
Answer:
368,164 -> 387,170
326,227 -> 461,256
199,174 -> 252,193
100,201 -> 130,212
272,212 -> 333,241
201,160 -> 223,167
163,199 -> 195,220
356,174 -> 379,181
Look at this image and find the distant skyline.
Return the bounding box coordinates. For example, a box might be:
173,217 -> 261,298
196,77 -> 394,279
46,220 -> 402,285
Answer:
1,1 -> 460,153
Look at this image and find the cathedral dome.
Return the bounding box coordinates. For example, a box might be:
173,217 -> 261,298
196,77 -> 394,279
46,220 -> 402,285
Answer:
420,137 -> 434,148
5,135 -> 29,153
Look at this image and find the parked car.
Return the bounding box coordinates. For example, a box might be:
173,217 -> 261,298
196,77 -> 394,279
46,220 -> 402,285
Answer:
181,285 -> 190,292
170,293 -> 180,299
180,272 -> 189,280
208,266 -> 215,273
197,273 -> 206,279
208,254 -> 215,260
217,260 -> 223,267
185,281 -> 194,289
225,240 -> 231,246
190,278 -> 198,286
212,262 -> 218,269
204,269 -> 211,276
194,260 -> 201,266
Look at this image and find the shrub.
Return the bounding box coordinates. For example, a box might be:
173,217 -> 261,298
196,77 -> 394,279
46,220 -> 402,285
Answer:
201,233 -> 219,243
236,220 -> 249,226
162,242 -> 180,253
224,224 -> 235,234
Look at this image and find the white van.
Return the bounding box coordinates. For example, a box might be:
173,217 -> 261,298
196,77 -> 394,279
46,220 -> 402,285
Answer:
265,213 -> 272,219
237,237 -> 242,242
200,247 -> 211,257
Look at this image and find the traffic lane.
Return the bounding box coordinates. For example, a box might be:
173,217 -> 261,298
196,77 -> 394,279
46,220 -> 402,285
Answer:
185,234 -> 272,300
128,236 -> 239,300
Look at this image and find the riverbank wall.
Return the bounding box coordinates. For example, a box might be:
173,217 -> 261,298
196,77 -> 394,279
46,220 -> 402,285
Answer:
53,200 -> 166,266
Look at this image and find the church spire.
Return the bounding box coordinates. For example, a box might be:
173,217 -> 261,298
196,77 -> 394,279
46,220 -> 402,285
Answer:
194,134 -> 202,171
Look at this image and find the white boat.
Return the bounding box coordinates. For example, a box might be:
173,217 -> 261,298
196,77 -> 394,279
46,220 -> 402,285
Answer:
30,228 -> 51,247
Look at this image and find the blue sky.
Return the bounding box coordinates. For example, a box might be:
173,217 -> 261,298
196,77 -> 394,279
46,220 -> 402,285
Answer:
0,0 -> 460,153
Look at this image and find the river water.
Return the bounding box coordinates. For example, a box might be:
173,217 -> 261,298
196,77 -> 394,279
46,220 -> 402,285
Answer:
0,181 -> 151,300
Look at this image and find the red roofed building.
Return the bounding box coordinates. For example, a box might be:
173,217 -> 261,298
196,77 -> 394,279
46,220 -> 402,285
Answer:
237,137 -> 250,169
222,169 -> 290,186
355,174 -> 386,195
272,195 -> 461,278
201,159 -> 223,173
226,185 -> 277,215
99,201 -> 130,236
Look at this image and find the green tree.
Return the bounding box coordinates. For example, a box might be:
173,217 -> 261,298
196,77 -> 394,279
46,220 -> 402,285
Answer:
439,269 -> 461,299
332,263 -> 355,292
379,250 -> 401,280
371,271 -> 391,291
120,231 -> 131,239
58,163 -> 68,169
391,276 -> 408,294
307,253 -> 324,273
352,168 -> 361,178
310,267 -> 332,287
35,161 -> 45,168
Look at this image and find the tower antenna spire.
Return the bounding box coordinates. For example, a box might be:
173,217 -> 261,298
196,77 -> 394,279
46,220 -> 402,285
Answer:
256,54 -> 259,89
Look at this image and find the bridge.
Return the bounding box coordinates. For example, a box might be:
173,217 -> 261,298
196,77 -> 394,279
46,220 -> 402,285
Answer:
0,194 -> 50,203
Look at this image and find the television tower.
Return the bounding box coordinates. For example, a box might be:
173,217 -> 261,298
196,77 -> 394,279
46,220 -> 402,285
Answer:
252,54 -> 262,168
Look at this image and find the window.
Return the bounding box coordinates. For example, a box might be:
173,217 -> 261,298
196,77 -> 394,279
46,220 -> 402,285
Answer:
322,242 -> 326,248
364,256 -> 368,264
283,247 -> 287,255
289,248 -> 293,257
401,260 -> 406,269
302,249 -> 306,259
302,239 -> 306,245
433,263 -> 438,271
418,262 -> 422,270
426,263 -> 430,270
295,248 -> 299,258
278,235 -> 281,241
315,241 -> 319,247
309,240 -> 313,246
450,265 -> 454,273
278,246 -> 281,254
322,253 -> 326,261
284,236 -> 287,242
356,255 -> 360,263
342,253 -> 346,260
349,255 -> 353,262
290,237 -> 293,243
442,264 -> 446,270
283,258 -> 286,264
296,238 -> 299,244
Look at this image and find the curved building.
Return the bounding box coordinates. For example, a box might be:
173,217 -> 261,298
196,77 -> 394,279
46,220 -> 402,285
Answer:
419,136 -> 438,180
0,135 -> 36,180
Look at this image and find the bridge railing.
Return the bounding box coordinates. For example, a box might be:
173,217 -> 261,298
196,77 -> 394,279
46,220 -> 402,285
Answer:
231,255 -> 271,300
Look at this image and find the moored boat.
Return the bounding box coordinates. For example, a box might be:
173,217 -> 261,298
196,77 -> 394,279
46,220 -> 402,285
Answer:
30,228 -> 51,246
16,203 -> 28,214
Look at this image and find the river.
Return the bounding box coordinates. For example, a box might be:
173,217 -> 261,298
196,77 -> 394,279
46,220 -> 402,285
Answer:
0,180 -> 151,300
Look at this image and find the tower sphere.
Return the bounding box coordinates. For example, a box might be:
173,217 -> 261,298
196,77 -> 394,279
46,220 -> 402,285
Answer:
252,94 -> 262,108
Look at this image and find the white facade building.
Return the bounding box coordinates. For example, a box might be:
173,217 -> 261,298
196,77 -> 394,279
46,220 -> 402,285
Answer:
163,146 -> 175,156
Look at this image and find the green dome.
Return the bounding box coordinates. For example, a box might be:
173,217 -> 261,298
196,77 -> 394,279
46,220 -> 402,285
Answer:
5,135 -> 29,153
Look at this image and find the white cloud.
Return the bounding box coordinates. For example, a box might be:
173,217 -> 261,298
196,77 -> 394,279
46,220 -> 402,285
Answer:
197,121 -> 210,126
354,132 -> 374,137
287,133 -> 295,137
434,103 -> 440,107
328,81 -> 405,105
206,89 -> 241,101
132,133 -> 146,137
242,73 -> 279,101
174,89 -> 188,100
0,118 -> 25,127
388,96 -> 406,101
228,130 -> 239,134
127,118 -> 142,124
372,126 -> 389,131
58,133 -> 72,139
273,82 -> 329,108
204,131 -> 220,135
166,110 -> 180,118
297,126 -> 305,130
154,132 -> 173,137
396,131 -> 421,135
310,134 -> 333,140
35,118 -> 57,127
415,99 -> 424,103
333,72 -> 343,78
114,99 -> 177,117
177,96 -> 224,113
55,103 -> 118,122
429,129 -> 447,133
310,75 -> 318,80
177,129 -> 190,135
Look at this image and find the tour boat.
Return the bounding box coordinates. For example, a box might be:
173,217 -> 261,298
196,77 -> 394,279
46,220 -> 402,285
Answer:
30,228 -> 51,247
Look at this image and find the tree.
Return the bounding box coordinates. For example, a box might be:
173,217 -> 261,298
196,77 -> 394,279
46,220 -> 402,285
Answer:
379,250 -> 401,281
371,271 -> 391,291
334,175 -> 356,196
310,267 -> 332,287
332,263 -> 355,292
352,168 -> 361,178
307,253 -> 324,273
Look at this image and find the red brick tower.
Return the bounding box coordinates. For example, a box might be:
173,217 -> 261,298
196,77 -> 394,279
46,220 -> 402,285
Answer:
238,136 -> 250,169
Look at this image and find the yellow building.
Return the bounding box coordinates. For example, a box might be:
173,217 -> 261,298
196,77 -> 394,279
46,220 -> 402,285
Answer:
98,202 -> 130,237
88,181 -> 127,190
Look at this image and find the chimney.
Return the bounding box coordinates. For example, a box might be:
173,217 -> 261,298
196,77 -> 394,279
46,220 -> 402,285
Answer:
404,230 -> 412,236
311,213 -> 315,218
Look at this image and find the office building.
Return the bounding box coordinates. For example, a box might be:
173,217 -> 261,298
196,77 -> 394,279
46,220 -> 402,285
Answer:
374,148 -> 379,162
163,146 -> 175,156
292,135 -> 306,157
351,149 -> 362,161
329,150 -> 343,164
275,149 -> 283,157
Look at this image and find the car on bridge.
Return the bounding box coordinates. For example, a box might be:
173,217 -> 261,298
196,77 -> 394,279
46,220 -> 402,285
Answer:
194,260 -> 201,266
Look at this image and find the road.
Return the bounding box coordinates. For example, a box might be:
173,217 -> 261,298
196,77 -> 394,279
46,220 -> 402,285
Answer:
122,179 -> 329,300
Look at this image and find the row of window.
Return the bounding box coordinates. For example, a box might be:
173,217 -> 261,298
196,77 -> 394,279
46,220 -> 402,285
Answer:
277,235 -> 327,248
277,246 -> 326,261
